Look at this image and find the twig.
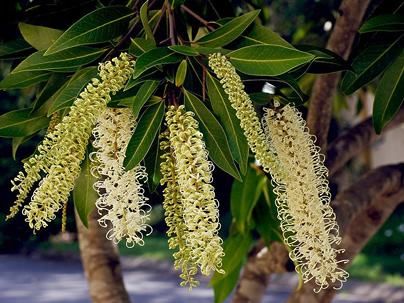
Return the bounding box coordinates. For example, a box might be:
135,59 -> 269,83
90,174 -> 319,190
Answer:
168,3 -> 176,45
180,4 -> 215,31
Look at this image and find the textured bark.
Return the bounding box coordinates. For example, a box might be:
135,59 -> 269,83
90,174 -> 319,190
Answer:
307,0 -> 371,152
76,210 -> 131,303
232,241 -> 289,303
287,164 -> 404,303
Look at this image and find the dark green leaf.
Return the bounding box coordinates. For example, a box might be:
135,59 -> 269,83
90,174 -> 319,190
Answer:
133,47 -> 183,78
12,47 -> 104,73
0,70 -> 50,89
19,23 -> 63,50
32,73 -> 67,112
228,45 -> 314,76
231,166 -> 265,233
175,60 -> 187,87
109,85 -> 141,107
47,67 -> 98,115
144,135 -> 162,192
341,35 -> 403,94
183,90 -> 241,180
213,262 -> 242,303
206,72 -> 248,175
129,38 -> 156,57
132,80 -> 159,118
12,135 -> 34,160
140,1 -> 156,44
124,102 -> 165,170
250,92 -> 271,105
45,6 -> 133,55
373,51 -> 404,133
73,149 -> 98,227
169,45 -> 199,56
235,24 -> 292,48
276,74 -> 308,104
211,233 -> 252,285
253,195 -> 283,245
196,10 -> 260,47
0,108 -> 49,137
0,39 -> 32,59
359,15 -> 404,33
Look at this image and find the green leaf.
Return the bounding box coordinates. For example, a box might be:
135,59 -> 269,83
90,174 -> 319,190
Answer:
73,149 -> 98,228
132,80 -> 160,118
175,60 -> 187,87
124,102 -> 165,170
231,166 -> 265,233
183,89 -> 241,180
341,35 -> 403,94
235,24 -> 292,48
133,47 -> 183,78
0,108 -> 49,137
32,73 -> 67,112
169,45 -> 199,56
359,15 -> 404,33
45,6 -> 133,55
196,10 -> 260,47
144,135 -> 162,192
276,74 -> 308,104
0,39 -> 32,59
213,262 -> 243,303
12,47 -> 104,73
19,23 -> 63,50
140,1 -> 156,44
109,84 -> 141,107
373,51 -> 404,133
12,135 -> 34,160
206,72 -> 248,175
47,67 -> 98,115
211,233 -> 252,285
228,45 -> 314,76
129,38 -> 156,57
0,70 -> 50,89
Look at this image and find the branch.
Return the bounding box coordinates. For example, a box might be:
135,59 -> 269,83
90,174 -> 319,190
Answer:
326,108 -> 404,176
306,0 -> 371,152
287,163 -> 404,303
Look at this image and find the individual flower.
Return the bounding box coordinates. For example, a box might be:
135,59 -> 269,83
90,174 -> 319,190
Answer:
162,105 -> 224,285
160,129 -> 198,287
9,53 -> 134,231
92,108 -> 151,247
208,53 -> 278,174
263,104 -> 348,291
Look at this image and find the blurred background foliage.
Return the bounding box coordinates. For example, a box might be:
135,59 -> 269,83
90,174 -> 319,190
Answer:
0,0 -> 402,287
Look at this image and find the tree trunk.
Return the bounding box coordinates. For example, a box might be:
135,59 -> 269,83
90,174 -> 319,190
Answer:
76,210 -> 131,303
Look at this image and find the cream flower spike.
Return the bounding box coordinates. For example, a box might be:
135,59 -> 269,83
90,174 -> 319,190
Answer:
92,108 -> 152,248
9,53 -> 133,231
263,104 -> 349,292
160,129 -> 198,288
208,53 -> 278,174
164,105 -> 225,282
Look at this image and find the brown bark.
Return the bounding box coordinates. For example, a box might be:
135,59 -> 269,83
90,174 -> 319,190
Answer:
287,164 -> 404,303
307,0 -> 371,152
76,210 -> 131,303
232,241 -> 289,303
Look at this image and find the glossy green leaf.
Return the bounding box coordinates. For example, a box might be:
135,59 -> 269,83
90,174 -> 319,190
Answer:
45,6 -> 133,55
32,73 -> 67,112
133,47 -> 183,78
213,262 -> 242,303
0,39 -> 32,59
341,35 -> 403,94
175,60 -> 187,87
0,70 -> 50,89
124,69 -> 159,91
169,45 -> 199,56
235,24 -> 292,48
211,233 -> 252,285
206,72 -> 248,175
47,67 -> 98,115
228,45 -> 314,76
184,90 -> 241,180
140,1 -> 156,44
19,23 -> 63,50
129,38 -> 156,57
73,149 -> 98,227
109,85 -> 141,107
231,166 -> 265,233
373,51 -> 404,133
144,135 -> 162,192
12,47 -> 104,73
196,10 -> 260,47
132,80 -> 159,118
124,102 -> 165,170
0,108 -> 49,137
276,74 -> 308,104
359,15 -> 404,33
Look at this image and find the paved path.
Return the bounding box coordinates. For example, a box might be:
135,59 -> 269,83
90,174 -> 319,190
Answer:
0,254 -> 403,303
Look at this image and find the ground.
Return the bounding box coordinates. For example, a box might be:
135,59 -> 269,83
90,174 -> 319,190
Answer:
0,254 -> 403,303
